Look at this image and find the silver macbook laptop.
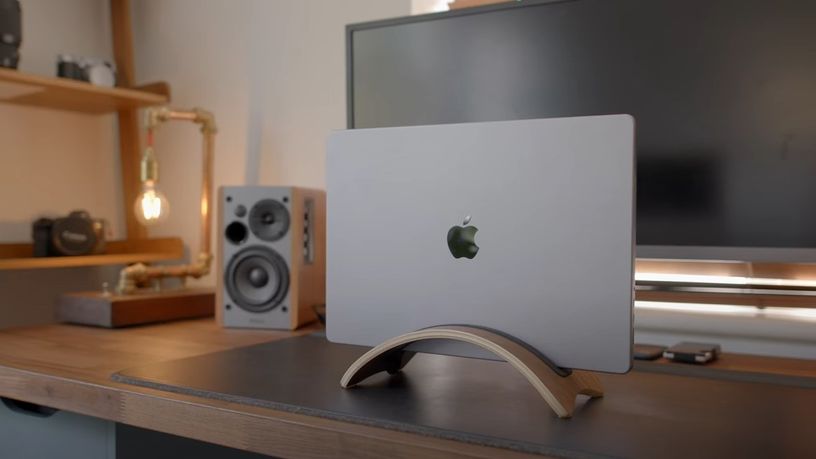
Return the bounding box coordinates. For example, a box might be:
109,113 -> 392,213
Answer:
326,115 -> 634,373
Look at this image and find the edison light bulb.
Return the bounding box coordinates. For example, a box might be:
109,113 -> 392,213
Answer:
134,181 -> 170,225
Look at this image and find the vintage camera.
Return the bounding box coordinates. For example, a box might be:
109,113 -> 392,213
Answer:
0,0 -> 22,69
56,55 -> 117,87
32,210 -> 108,257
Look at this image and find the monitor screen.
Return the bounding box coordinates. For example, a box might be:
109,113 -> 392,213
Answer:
348,0 -> 816,259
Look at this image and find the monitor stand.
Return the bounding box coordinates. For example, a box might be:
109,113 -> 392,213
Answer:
340,325 -> 604,418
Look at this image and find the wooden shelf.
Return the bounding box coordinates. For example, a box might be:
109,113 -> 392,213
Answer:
0,237 -> 184,270
0,67 -> 169,114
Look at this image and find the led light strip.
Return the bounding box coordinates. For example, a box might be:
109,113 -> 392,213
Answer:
636,272 -> 816,288
635,301 -> 757,315
635,273 -> 749,285
634,301 -> 816,322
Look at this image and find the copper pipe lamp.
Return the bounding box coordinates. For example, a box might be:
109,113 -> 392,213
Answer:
116,106 -> 217,294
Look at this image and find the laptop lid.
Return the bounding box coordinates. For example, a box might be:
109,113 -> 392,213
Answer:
326,115 -> 634,373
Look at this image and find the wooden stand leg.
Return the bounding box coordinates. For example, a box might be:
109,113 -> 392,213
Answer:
340,325 -> 604,418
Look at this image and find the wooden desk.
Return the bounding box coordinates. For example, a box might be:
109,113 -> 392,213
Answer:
0,319 -> 814,458
0,319 -> 537,458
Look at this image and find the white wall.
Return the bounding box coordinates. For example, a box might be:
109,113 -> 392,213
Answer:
0,0 -> 121,328
251,0 -> 412,188
132,0 -> 411,287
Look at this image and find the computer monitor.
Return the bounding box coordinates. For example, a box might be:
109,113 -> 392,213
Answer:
346,0 -> 816,262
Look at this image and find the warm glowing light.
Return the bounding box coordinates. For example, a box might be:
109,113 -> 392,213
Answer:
635,301 -> 758,316
635,301 -> 816,322
134,182 -> 169,225
635,273 -> 749,285
636,272 -> 816,288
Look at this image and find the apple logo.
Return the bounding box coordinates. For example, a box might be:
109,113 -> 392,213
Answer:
447,215 -> 479,259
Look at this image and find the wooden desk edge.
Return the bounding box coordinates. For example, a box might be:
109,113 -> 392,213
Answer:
0,329 -> 542,459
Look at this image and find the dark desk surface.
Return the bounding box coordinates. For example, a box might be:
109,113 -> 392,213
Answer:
113,334 -> 816,459
0,319 -> 814,458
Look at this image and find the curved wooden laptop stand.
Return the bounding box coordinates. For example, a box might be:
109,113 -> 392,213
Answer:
340,325 -> 604,418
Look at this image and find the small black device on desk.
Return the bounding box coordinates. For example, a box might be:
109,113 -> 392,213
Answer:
633,344 -> 666,361
663,342 -> 721,364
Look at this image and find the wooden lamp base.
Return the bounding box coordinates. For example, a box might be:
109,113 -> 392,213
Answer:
341,325 -> 604,418
58,288 -> 214,328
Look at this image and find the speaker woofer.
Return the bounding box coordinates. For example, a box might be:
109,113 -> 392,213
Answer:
225,246 -> 289,313
248,199 -> 290,242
